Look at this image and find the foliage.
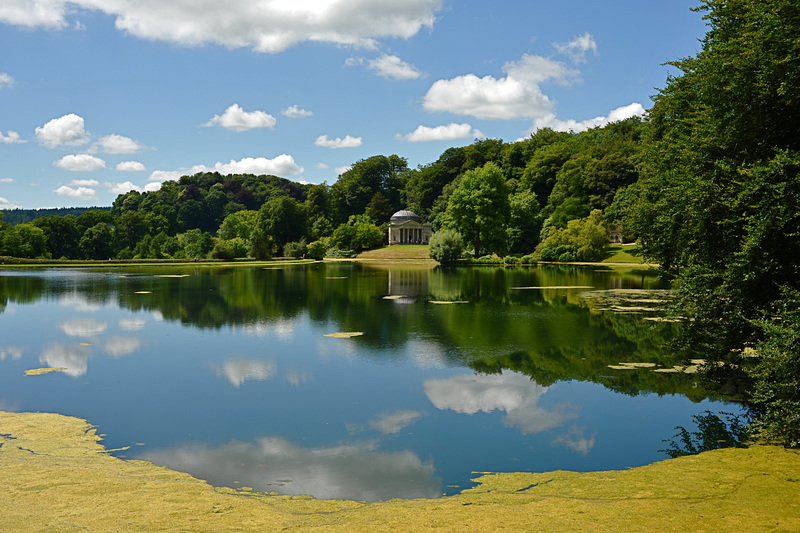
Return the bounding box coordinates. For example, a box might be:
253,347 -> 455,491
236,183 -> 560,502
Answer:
631,0 -> 800,442
283,239 -> 307,258
1,223 -> 47,258
538,210 -> 608,262
306,239 -> 329,260
428,229 -> 464,264
506,190 -> 543,254
444,162 -> 510,257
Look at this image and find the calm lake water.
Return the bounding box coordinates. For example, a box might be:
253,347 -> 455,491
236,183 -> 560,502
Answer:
0,263 -> 743,501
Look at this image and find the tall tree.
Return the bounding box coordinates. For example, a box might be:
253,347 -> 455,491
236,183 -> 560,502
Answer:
444,162 -> 510,257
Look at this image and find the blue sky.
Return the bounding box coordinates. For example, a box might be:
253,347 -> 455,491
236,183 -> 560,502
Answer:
0,1 -> 707,209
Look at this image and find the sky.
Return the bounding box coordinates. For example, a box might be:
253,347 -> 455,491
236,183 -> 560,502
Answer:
0,0 -> 708,210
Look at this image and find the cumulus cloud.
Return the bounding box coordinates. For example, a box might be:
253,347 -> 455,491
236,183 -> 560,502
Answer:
423,53 -> 579,120
53,185 -> 98,201
315,162 -> 329,170
0,1 -> 68,28
0,72 -> 14,88
69,179 -> 100,187
0,196 -> 19,210
0,131 -> 25,144
54,154 -> 107,171
106,181 -> 141,194
315,134 -> 363,149
148,155 -> 303,183
143,181 -> 162,192
531,102 -> 646,133
335,165 -> 352,175
40,343 -> 90,377
3,0 -> 442,52
554,32 -> 598,64
58,318 -> 108,337
367,54 -> 423,80
98,133 -> 143,154
396,123 -> 484,142
281,105 -> 313,119
117,160 -> 146,172
204,103 -> 277,132
36,113 -> 90,148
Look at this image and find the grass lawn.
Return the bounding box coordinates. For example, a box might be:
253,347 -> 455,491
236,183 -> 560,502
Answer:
356,245 -> 432,261
602,243 -> 648,264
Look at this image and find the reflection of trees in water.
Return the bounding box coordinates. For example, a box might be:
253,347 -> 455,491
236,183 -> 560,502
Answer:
0,264 -> 721,400
659,411 -> 749,458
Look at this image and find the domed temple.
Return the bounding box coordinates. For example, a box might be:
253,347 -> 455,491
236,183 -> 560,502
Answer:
387,210 -> 432,245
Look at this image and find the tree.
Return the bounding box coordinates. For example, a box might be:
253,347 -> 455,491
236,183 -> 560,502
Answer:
1,223 -> 47,258
80,223 -> 114,259
428,229 -> 464,264
254,196 -> 307,253
33,215 -> 80,259
507,190 -> 543,254
444,162 -> 510,257
631,0 -> 800,442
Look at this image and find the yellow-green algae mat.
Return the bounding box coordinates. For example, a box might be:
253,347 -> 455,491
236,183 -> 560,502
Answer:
1,412 -> 799,532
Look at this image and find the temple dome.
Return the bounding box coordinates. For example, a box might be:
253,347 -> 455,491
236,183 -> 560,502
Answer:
390,209 -> 420,223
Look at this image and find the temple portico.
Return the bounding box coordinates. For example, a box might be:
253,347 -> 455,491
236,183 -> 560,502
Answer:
387,210 -> 432,245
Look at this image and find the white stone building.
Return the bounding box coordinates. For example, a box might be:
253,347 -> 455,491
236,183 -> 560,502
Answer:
387,210 -> 432,245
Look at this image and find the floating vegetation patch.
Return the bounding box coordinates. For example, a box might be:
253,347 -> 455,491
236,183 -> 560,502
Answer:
154,274 -> 190,278
607,362 -> 657,370
382,295 -> 408,300
325,276 -> 349,280
80,343 -> 92,347
134,291 -> 152,294
510,286 -> 594,290
428,300 -> 469,304
323,332 -> 364,338
24,367 -> 66,376
578,289 -> 672,315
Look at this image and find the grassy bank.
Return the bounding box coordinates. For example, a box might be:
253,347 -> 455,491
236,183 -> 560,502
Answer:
1,410 -> 798,532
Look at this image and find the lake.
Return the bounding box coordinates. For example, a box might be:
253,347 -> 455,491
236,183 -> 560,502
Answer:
0,262 -> 743,501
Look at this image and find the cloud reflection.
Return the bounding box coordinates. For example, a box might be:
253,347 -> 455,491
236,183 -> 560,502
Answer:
139,437 -> 442,501
0,346 -> 24,361
58,293 -> 102,312
58,319 -> 107,338
216,358 -> 277,387
119,318 -> 147,331
103,336 -> 142,357
424,371 -> 578,435
40,343 -> 90,377
369,410 -> 423,435
552,425 -> 596,455
238,318 -> 296,341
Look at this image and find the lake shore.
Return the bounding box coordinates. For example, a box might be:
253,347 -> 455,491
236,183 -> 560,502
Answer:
1,410 -> 798,532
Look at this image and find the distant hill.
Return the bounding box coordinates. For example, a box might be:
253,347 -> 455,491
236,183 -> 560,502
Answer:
1,207 -> 110,225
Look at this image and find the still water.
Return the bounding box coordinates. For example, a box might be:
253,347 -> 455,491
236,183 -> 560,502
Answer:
0,263 -> 742,501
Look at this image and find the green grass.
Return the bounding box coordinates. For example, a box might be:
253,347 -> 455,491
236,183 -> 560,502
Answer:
602,244 -> 648,264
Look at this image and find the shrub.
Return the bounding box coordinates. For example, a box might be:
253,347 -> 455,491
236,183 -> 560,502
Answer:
428,229 -> 464,264
283,239 -> 307,258
306,239 -> 328,260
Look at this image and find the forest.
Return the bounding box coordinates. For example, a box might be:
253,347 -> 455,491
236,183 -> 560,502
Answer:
1,0 -> 798,447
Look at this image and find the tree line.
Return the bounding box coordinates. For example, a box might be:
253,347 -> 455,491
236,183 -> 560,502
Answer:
0,117 -> 643,262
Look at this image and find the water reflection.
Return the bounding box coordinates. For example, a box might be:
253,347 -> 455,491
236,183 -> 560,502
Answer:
58,318 -> 108,337
40,343 -> 91,377
425,371 -> 578,436
139,437 -> 442,501
216,358 -> 278,387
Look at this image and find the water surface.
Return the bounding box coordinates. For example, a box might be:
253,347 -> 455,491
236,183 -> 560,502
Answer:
0,263 -> 741,500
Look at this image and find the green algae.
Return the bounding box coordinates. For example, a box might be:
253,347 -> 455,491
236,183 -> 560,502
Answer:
1,410 -> 799,532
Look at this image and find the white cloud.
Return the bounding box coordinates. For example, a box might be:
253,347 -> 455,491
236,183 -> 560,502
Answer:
9,0 -> 442,53
103,336 -> 141,357
0,1 -> 68,28
367,54 -> 423,80
107,181 -> 141,194
0,346 -> 24,361
204,103 -> 277,132
98,133 -> 143,154
282,105 -> 313,119
554,32 -> 598,64
551,425 -> 596,455
69,179 -> 100,187
531,102 -> 646,133
149,155 -> 304,183
0,131 -> 25,144
315,162 -> 329,170
117,160 -> 146,172
0,196 -> 19,209
54,154 -> 106,171
0,72 -> 15,88
397,123 -> 484,142
53,185 -> 98,201
423,53 -> 579,120
143,182 -> 162,192
315,134 -> 363,149
58,318 -> 108,337
40,343 -> 90,377
0,178 -> 14,183
335,165 -> 352,175
36,113 -> 90,148
119,318 -> 147,331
